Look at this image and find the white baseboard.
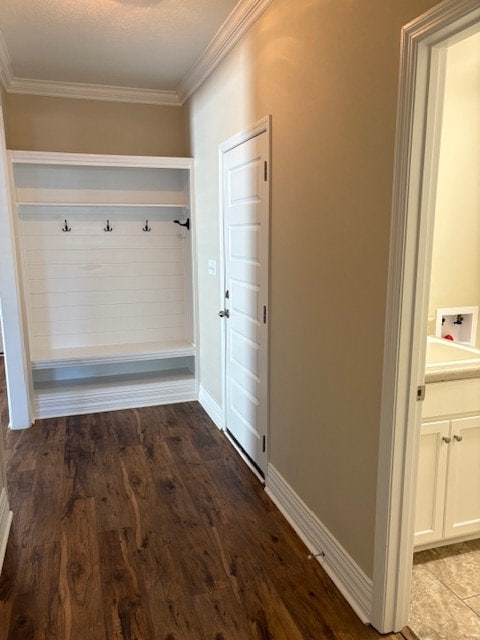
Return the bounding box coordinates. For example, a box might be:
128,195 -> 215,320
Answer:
265,464 -> 373,624
199,385 -> 224,430
34,377 -> 199,420
0,488 -> 12,574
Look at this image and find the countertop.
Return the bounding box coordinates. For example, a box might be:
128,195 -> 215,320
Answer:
425,363 -> 480,384
425,337 -> 480,384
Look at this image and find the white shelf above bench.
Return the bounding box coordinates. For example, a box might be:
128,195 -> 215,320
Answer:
31,340 -> 195,369
17,202 -> 189,208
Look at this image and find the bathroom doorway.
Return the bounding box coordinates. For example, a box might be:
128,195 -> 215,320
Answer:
372,1 -> 480,635
408,27 -> 480,640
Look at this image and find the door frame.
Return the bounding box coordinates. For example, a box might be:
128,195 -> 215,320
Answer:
218,115 -> 271,477
371,0 -> 480,632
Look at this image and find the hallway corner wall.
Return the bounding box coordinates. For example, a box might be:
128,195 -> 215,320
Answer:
188,0 -> 440,580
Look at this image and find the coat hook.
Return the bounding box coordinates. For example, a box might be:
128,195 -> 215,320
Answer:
104,220 -> 113,232
143,220 -> 151,232
62,219 -> 71,232
173,218 -> 190,230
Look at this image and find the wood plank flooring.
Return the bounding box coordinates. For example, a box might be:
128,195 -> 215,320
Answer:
0,358 -> 409,639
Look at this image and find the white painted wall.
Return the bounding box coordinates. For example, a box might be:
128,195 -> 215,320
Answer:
190,43 -> 255,404
0,93 -> 33,429
428,32 -> 480,347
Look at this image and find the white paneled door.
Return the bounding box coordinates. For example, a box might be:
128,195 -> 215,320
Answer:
221,129 -> 269,475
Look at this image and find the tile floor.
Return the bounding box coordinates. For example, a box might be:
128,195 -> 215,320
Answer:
409,539 -> 480,640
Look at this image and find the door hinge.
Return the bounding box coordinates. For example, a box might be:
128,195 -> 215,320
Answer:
416,385 -> 425,402
264,161 -> 268,182
263,305 -> 267,324
225,289 -> 230,299
262,435 -> 266,452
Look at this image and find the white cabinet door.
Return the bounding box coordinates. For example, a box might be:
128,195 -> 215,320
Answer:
444,415 -> 480,539
414,420 -> 450,546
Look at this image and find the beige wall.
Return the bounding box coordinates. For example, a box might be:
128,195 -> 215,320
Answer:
428,33 -> 480,346
189,0 -> 440,576
4,94 -> 188,156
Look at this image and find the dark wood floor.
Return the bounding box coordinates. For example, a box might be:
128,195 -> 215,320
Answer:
0,358 -> 409,639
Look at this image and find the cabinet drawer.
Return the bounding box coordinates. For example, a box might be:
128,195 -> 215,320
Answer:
423,377 -> 480,418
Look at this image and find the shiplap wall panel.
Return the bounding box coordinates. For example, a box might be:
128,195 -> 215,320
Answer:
27,249 -> 182,265
13,159 -> 193,360
28,263 -> 183,282
18,207 -> 188,220
16,188 -> 187,205
27,261 -> 183,280
22,220 -> 184,240
28,275 -> 184,294
30,289 -> 184,308
32,301 -> 185,322
33,327 -> 185,350
32,313 -> 185,336
21,218 -> 188,354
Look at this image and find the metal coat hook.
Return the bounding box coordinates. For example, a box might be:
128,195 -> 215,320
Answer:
62,219 -> 71,232
104,220 -> 113,232
143,220 -> 151,232
173,218 -> 190,230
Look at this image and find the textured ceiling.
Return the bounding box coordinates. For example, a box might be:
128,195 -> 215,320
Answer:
0,0 -> 239,90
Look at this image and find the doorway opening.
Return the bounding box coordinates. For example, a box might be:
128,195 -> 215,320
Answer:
372,1 -> 480,634
218,116 -> 271,478
407,28 -> 480,639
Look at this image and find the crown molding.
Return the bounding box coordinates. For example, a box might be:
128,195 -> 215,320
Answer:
7,77 -> 181,106
0,0 -> 273,107
177,0 -> 274,104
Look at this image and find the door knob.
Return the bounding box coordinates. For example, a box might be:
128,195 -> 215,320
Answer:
218,309 -> 230,318
453,434 -> 463,442
442,436 -> 451,444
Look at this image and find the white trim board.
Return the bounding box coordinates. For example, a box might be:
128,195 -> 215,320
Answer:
372,0 -> 480,634
10,150 -> 193,169
8,78 -> 180,107
178,0 -> 273,104
0,488 -> 12,575
266,464 -> 373,624
0,0 -> 273,107
218,115 -> 271,154
34,376 -> 198,420
199,385 -> 224,430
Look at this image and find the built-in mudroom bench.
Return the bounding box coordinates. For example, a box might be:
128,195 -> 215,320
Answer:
8,151 -> 198,420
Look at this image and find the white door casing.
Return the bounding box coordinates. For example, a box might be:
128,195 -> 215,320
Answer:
372,1 -> 480,633
220,118 -> 270,475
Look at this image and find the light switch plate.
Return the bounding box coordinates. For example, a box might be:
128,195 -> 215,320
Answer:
208,259 -> 216,276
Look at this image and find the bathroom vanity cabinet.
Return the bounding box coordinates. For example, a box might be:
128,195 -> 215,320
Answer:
9,151 -> 198,420
414,377 -> 480,548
